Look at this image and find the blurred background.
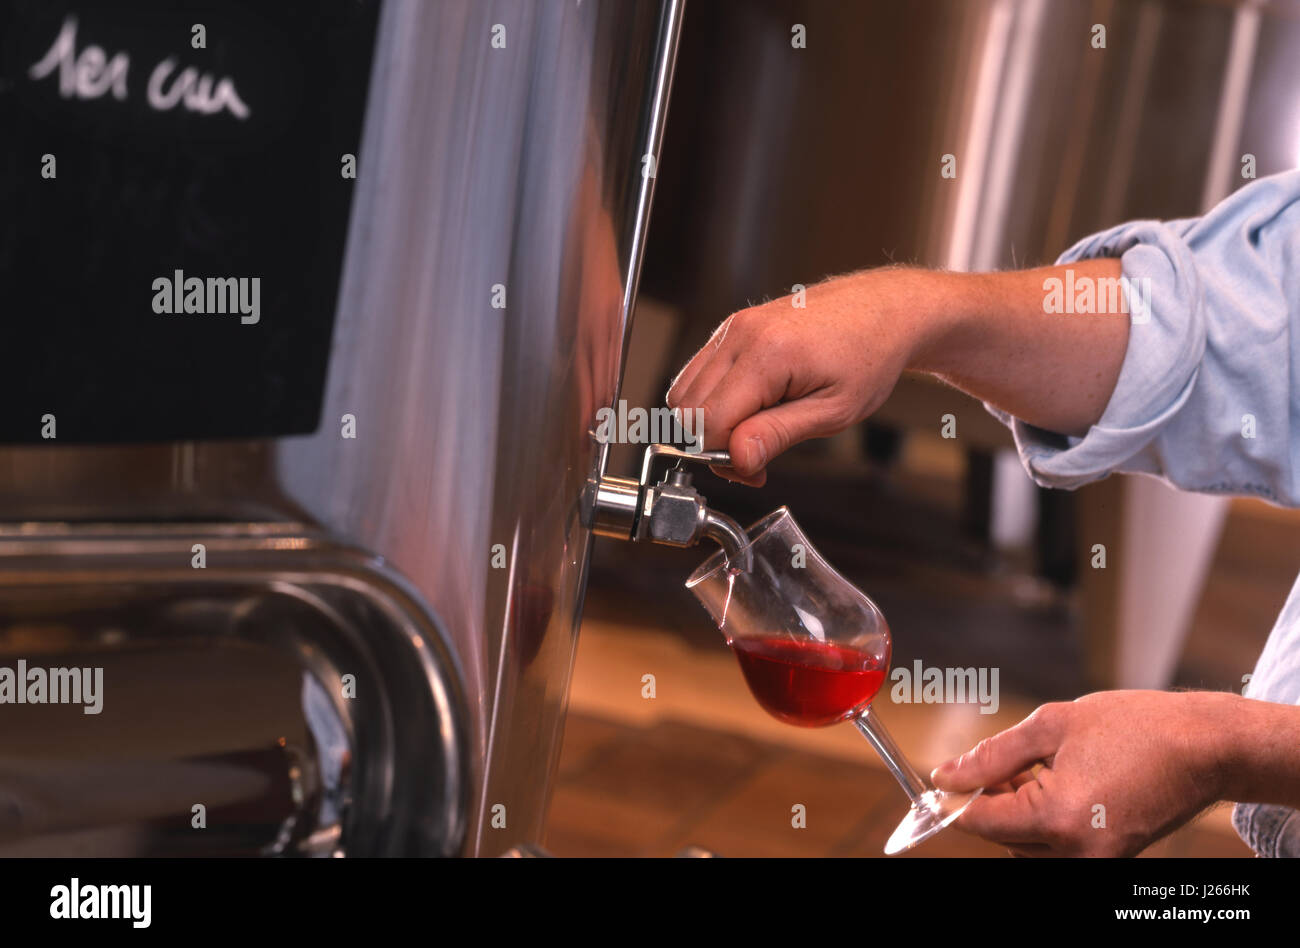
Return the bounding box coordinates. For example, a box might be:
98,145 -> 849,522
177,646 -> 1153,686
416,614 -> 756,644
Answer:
547,0 -> 1300,857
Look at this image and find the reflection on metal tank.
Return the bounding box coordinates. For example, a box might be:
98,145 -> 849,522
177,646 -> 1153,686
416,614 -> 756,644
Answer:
646,0 -> 1300,331
276,0 -> 687,854
0,526 -> 467,857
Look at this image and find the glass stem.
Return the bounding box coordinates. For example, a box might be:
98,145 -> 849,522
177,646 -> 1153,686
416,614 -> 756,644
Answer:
853,704 -> 930,804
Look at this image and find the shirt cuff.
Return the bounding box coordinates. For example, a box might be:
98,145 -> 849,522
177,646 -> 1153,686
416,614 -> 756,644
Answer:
984,221 -> 1208,490
1233,801 -> 1300,858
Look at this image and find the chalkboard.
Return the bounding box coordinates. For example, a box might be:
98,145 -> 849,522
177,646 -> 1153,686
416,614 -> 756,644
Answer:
0,0 -> 380,443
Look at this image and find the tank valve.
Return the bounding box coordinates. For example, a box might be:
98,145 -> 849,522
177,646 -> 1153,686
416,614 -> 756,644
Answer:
591,444 -> 751,569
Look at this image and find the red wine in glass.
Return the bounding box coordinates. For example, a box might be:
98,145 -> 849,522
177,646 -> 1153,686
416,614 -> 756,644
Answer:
689,507 -> 983,853
730,635 -> 886,727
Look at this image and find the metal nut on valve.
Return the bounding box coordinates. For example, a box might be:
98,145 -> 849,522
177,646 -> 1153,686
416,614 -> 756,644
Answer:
641,483 -> 709,547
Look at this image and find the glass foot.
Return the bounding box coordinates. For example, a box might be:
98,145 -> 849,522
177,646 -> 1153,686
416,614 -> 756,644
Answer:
884,787 -> 982,855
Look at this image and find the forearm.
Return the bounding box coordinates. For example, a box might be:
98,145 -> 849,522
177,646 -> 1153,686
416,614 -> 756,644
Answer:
669,256 -> 1136,482
905,259 -> 1130,437
1210,692 -> 1300,811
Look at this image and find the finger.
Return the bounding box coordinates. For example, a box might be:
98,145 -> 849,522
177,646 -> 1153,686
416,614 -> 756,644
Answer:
666,314 -> 741,408
727,395 -> 848,476
709,463 -> 766,488
680,346 -> 789,455
672,350 -> 740,426
931,704 -> 1067,792
955,782 -> 1051,844
986,772 -> 1037,795
1009,770 -> 1038,790
666,343 -> 717,409
694,344 -> 847,471
1006,843 -> 1059,858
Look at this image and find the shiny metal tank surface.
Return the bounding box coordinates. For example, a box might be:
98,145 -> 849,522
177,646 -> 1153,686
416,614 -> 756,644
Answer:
275,0 -> 686,854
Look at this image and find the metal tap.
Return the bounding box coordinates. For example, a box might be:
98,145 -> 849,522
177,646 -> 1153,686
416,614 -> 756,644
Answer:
590,444 -> 751,570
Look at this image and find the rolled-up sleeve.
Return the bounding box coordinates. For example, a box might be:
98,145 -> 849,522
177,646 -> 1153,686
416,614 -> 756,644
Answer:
987,169 -> 1300,506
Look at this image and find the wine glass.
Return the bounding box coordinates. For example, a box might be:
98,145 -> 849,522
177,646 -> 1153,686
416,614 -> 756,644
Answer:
686,506 -> 981,854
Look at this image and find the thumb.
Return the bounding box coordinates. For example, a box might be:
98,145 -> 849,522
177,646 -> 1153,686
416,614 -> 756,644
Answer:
931,704 -> 1066,792
727,397 -> 846,477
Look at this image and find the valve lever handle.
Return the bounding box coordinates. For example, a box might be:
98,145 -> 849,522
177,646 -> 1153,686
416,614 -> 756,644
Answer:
638,443 -> 731,489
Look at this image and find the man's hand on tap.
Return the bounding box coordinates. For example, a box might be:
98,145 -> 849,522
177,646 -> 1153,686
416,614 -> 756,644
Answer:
666,260 -> 1130,486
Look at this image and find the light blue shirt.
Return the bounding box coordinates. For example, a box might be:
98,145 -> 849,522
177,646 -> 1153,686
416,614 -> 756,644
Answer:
987,169 -> 1300,857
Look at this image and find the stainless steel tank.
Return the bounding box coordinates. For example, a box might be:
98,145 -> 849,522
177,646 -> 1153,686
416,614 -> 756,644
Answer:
275,0 -> 690,855
0,0 -> 688,857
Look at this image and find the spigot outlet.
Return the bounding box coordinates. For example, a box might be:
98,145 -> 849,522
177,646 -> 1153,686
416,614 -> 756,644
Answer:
589,444 -> 751,569
700,507 -> 751,569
